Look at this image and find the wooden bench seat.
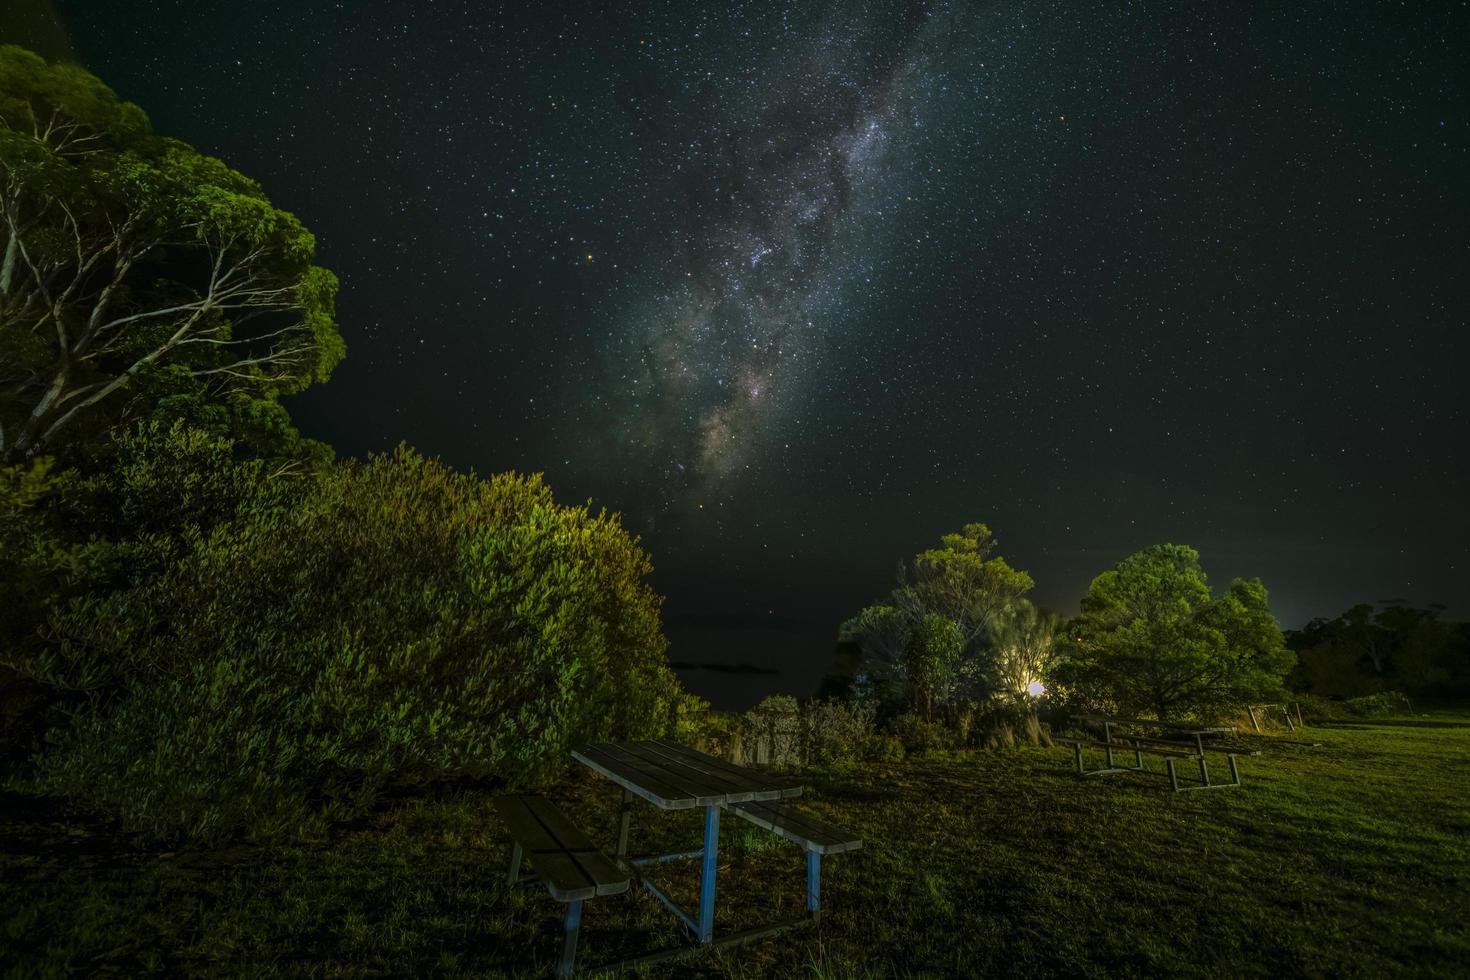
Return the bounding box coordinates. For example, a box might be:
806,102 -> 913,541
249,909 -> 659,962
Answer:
726,800 -> 860,925
494,794 -> 629,976
727,800 -> 862,854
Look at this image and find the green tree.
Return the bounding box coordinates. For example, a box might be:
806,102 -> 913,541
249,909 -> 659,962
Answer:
840,523 -> 1034,714
893,523 -> 1035,644
984,599 -> 1059,705
9,425 -> 681,842
1061,544 -> 1293,719
903,614 -> 963,722
1288,601 -> 1463,697
0,46 -> 343,462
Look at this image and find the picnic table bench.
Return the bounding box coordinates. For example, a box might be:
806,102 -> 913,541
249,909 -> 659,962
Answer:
571,739 -> 861,965
1064,716 -> 1244,791
492,794 -> 629,977
725,800 -> 862,925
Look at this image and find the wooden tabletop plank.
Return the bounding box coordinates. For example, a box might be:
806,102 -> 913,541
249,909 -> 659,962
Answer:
631,741 -> 778,802
600,741 -> 730,803
572,744 -> 697,808
648,740 -> 804,799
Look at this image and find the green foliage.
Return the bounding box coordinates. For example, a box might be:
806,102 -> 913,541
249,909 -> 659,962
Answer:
840,523 -> 1035,718
0,45 -> 343,462
884,712 -> 951,754
1293,691 -> 1415,722
742,695 -> 802,768
1059,544 -> 1294,719
12,426 -> 679,843
801,698 -> 878,770
983,599 -> 1059,705
903,614 -> 963,722
1288,602 -> 1467,697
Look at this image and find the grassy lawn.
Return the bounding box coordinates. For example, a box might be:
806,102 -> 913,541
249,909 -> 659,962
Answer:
3,709 -> 1468,978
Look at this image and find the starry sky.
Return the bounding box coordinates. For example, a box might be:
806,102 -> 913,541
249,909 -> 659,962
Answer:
8,1 -> 1467,706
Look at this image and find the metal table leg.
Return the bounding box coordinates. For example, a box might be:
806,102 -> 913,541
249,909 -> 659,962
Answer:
697,804 -> 720,943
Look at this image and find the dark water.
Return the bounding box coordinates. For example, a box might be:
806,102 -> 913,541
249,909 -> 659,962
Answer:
664,622 -> 836,711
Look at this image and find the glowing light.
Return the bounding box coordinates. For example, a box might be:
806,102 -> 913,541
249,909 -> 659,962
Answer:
1027,680 -> 1046,698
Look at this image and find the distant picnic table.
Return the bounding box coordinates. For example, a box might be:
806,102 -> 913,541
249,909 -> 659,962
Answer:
1065,715 -> 1244,791
1075,714 -> 1235,754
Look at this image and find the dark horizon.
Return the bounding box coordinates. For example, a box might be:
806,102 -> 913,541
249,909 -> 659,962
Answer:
10,1 -> 1466,708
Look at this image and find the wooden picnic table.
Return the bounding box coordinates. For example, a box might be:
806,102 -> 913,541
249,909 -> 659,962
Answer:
571,740 -> 803,948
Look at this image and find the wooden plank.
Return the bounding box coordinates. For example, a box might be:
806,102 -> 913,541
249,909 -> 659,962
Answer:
597,742 -> 727,805
527,848 -> 597,902
634,741 -> 786,802
495,795 -> 630,901
618,741 -> 755,800
649,740 -> 804,799
1107,733 -> 1205,752
522,795 -> 598,851
728,801 -> 862,855
573,744 -> 698,808
732,799 -> 858,852
520,798 -> 629,896
492,795 -> 561,851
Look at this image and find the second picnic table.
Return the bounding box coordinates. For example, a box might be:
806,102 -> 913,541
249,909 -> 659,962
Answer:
571,739 -> 855,952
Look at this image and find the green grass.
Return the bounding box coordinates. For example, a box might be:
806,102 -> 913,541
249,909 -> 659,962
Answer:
4,710 -> 1469,978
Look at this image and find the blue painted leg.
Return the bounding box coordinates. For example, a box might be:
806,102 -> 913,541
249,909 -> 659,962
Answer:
697,804 -> 720,943
807,850 -> 822,923
558,898 -> 583,978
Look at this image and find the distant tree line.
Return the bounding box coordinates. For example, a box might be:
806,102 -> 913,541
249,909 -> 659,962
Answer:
834,530 -> 1298,737
1287,602 -> 1470,699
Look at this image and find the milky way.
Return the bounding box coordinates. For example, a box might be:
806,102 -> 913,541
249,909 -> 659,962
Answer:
584,5 -> 940,508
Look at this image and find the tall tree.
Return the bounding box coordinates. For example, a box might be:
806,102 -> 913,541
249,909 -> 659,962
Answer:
892,523 -> 1035,644
840,522 -> 1034,711
1061,544 -> 1293,719
984,599 -> 1059,705
0,46 -> 343,462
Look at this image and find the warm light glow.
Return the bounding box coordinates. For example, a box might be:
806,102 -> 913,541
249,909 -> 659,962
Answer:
1027,680 -> 1046,698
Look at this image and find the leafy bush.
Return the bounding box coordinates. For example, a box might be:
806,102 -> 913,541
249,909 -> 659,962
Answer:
802,698 -> 877,770
14,427 -> 680,843
886,712 -> 950,755
863,733 -> 906,763
1342,692 -> 1414,717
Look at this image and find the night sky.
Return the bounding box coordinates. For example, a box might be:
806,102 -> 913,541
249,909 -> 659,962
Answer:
9,1 -> 1467,706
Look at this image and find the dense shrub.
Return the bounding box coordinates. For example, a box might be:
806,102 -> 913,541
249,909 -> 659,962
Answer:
802,698 -> 878,769
1283,692 -> 1415,724
886,712 -> 951,755
13,427 -> 680,843
732,695 -> 881,769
